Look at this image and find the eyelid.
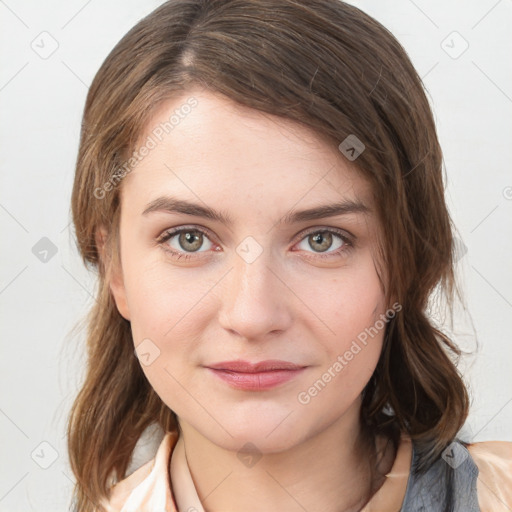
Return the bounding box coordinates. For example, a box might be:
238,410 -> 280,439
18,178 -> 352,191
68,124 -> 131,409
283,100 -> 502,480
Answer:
292,225 -> 355,245
157,224 -> 218,244
158,224 -> 354,244
157,224 -> 355,259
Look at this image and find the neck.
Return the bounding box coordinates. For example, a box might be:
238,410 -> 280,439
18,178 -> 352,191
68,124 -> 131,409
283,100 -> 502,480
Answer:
176,402 -> 392,512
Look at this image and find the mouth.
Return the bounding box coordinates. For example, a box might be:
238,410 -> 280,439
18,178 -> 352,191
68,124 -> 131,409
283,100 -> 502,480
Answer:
204,360 -> 307,391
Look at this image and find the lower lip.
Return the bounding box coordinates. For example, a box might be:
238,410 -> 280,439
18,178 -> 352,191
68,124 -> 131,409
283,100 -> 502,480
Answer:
206,368 -> 306,390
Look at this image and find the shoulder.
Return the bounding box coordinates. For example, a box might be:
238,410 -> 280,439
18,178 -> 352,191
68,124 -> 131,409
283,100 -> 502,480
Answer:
101,459 -> 155,511
401,438 -> 512,511
467,439 -> 512,511
100,431 -> 179,512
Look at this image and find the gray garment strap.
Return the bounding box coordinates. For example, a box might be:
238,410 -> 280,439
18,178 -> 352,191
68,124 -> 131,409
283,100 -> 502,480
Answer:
399,439 -> 480,511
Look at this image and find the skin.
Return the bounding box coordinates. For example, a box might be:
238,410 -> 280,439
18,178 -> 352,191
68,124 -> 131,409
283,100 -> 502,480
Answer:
106,87 -> 396,512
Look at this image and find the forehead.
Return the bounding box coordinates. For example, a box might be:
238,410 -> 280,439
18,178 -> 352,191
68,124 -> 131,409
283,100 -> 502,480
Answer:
121,88 -> 373,219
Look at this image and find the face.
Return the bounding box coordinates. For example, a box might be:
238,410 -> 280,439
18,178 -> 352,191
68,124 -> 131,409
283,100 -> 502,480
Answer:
108,87 -> 390,453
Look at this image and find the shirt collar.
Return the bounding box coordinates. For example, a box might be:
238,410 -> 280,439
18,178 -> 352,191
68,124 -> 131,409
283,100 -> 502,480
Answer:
169,432 -> 412,512
170,432 -> 206,512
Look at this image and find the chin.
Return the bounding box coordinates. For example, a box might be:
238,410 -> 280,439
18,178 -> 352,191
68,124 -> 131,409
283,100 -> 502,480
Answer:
203,426 -> 304,455
189,403 -> 314,454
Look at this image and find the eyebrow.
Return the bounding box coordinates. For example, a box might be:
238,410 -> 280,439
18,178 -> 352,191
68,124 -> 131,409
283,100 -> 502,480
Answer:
142,196 -> 369,225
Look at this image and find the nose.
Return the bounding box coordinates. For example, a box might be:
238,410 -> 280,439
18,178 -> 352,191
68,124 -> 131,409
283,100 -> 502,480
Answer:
218,250 -> 293,341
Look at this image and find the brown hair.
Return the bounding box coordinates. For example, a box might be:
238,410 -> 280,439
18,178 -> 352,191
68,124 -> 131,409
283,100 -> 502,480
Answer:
67,0 -> 469,510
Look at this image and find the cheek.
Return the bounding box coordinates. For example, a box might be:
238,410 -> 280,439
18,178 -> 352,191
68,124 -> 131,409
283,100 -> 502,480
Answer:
295,298 -> 385,422
122,256 -> 212,412
294,257 -> 386,393
119,230 -> 203,339
126,268 -> 211,347
298,258 -> 386,347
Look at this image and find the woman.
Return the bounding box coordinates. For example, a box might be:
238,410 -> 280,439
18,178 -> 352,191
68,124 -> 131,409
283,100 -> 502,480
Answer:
67,1 -> 512,510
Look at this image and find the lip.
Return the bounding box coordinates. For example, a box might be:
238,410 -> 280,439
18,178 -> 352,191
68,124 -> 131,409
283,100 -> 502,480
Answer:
207,360 -> 305,372
205,359 -> 307,391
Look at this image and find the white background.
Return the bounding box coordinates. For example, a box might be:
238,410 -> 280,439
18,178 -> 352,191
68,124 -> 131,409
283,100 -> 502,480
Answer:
1,0 -> 511,510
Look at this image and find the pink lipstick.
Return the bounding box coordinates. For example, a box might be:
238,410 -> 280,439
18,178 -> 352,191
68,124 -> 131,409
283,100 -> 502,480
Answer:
205,360 -> 306,391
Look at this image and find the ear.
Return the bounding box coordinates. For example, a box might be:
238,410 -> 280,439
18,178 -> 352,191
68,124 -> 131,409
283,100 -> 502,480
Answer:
95,225 -> 131,321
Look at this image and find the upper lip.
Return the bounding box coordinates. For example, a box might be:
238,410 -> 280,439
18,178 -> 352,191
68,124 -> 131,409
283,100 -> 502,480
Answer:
206,360 -> 305,373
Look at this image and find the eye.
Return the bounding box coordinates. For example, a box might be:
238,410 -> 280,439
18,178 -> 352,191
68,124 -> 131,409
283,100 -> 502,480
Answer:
157,226 -> 215,258
294,228 -> 352,258
157,226 -> 353,261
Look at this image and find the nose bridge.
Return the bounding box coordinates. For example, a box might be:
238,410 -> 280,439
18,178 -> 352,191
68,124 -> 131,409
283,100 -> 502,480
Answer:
218,248 -> 292,339
233,251 -> 274,304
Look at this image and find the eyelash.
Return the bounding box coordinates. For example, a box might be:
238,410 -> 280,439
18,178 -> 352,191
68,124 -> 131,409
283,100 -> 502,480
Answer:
156,226 -> 354,261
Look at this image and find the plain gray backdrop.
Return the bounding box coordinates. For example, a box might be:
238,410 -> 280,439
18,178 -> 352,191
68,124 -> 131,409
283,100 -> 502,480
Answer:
1,0 -> 511,510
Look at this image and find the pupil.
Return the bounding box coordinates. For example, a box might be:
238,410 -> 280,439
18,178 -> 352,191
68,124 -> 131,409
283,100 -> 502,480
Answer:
311,232 -> 331,252
180,231 -> 202,251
